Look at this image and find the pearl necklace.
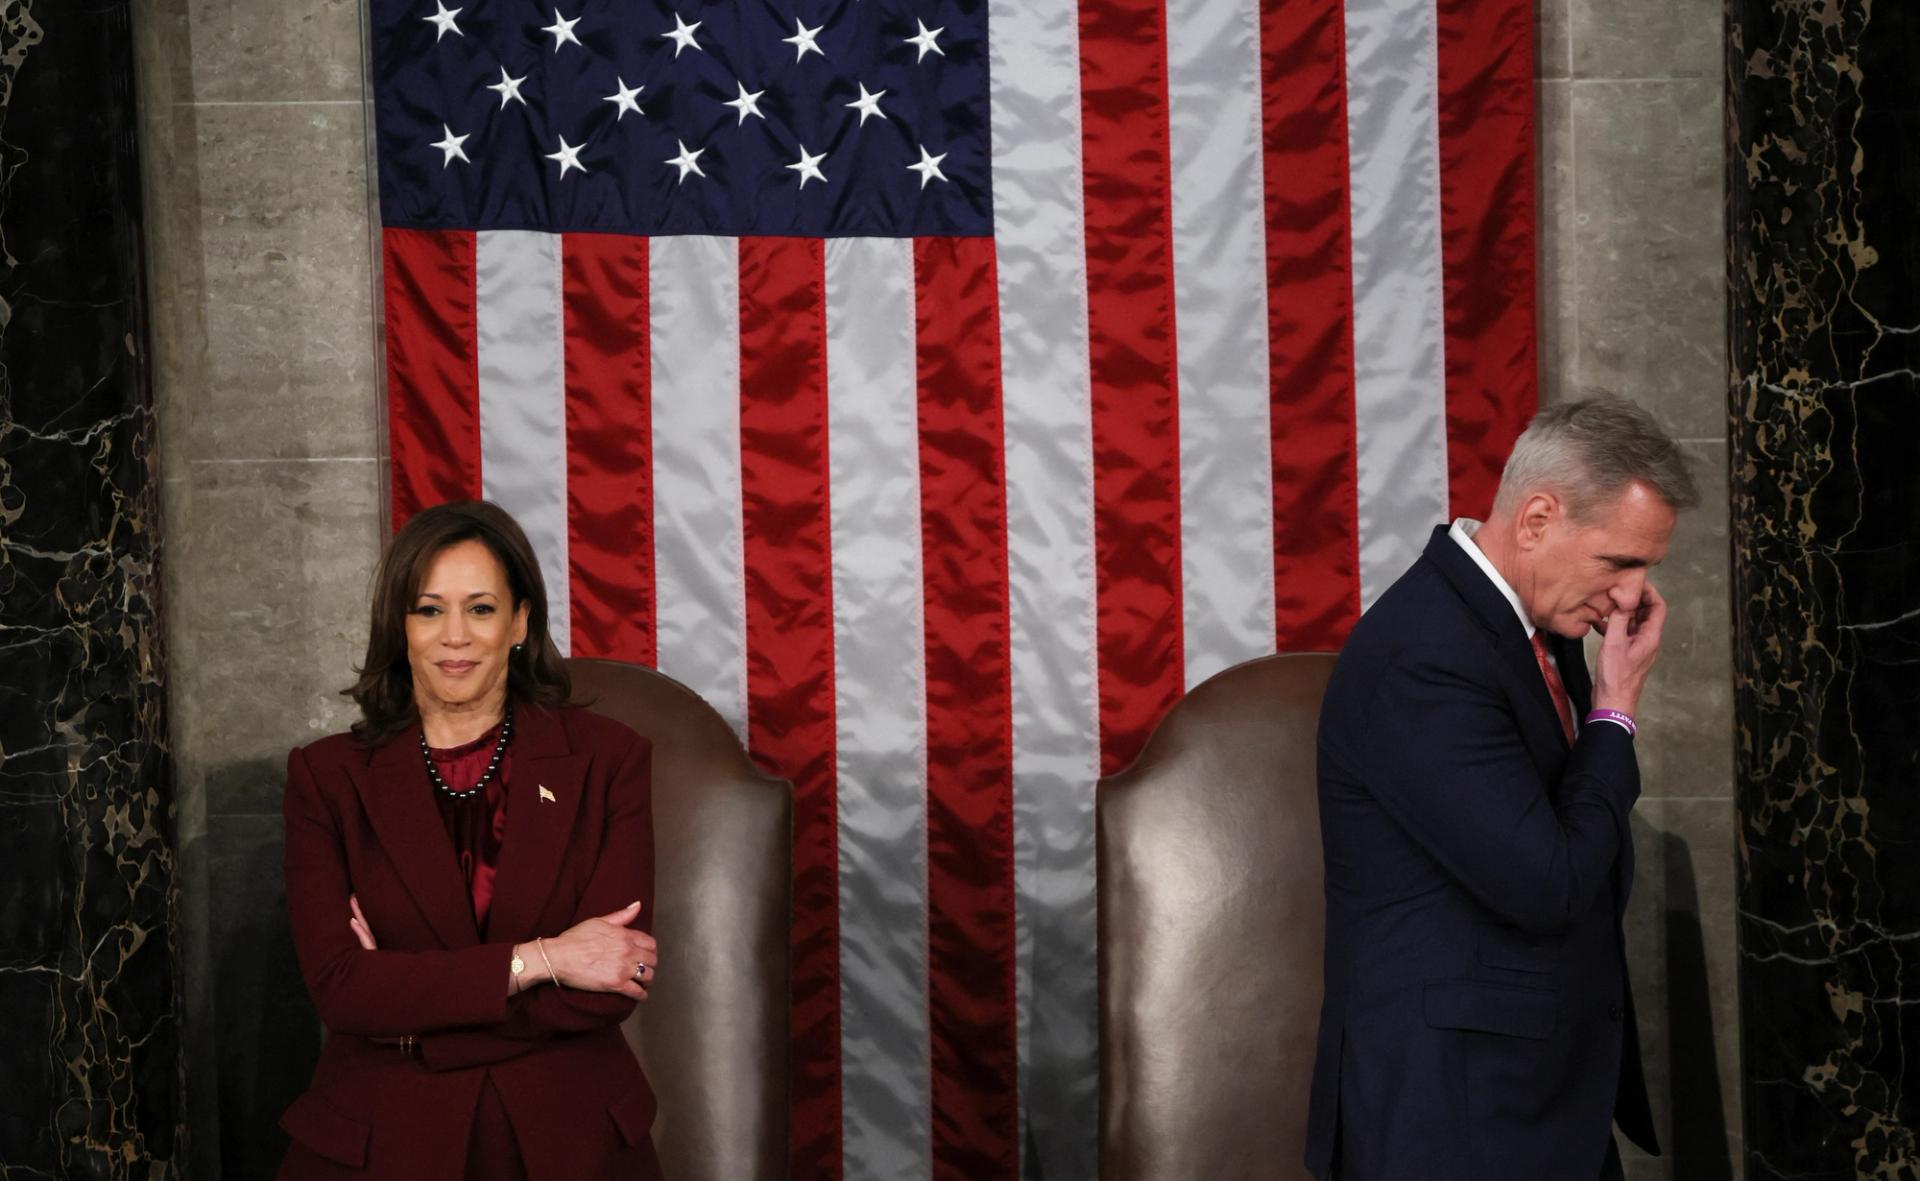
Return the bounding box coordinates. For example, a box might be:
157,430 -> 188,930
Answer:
422,705 -> 514,800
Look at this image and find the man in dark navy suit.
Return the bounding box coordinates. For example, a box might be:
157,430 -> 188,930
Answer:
1305,396 -> 1698,1180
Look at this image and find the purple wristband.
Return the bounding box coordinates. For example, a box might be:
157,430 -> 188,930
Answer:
1585,708 -> 1636,737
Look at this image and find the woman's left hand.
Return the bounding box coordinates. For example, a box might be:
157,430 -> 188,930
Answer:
349,894 -> 379,951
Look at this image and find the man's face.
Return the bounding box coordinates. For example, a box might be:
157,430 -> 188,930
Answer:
1521,481 -> 1678,639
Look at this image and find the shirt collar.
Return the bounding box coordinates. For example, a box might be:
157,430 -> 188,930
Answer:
1448,518 -> 1535,640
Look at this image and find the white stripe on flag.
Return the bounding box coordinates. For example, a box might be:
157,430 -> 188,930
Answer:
1344,0 -> 1450,604
987,0 -> 1102,1174
824,237 -> 933,1181
649,236 -> 748,735
476,230 -> 571,656
1168,0 -> 1278,688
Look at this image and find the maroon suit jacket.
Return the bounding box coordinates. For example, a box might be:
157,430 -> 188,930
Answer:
277,703 -> 663,1181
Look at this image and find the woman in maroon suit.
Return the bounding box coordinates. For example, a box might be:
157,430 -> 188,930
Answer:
279,500 -> 663,1180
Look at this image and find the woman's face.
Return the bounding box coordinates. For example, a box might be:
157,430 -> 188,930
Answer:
405,539 -> 530,719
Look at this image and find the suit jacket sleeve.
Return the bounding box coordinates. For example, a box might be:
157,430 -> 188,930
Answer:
418,731 -> 656,1072
284,744 -> 515,1037
1358,640 -> 1639,935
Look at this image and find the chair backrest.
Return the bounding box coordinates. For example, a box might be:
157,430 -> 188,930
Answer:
570,659 -> 791,1181
1098,653 -> 1337,1181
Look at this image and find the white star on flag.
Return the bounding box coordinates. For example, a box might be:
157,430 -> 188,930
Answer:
787,144 -> 828,188
904,20 -> 945,62
487,67 -> 527,108
664,139 -> 706,183
604,78 -> 645,119
431,124 -> 470,166
846,82 -> 887,126
723,82 -> 766,125
541,9 -> 582,51
662,13 -> 703,57
783,18 -> 825,61
545,135 -> 587,177
423,0 -> 462,41
907,144 -> 948,189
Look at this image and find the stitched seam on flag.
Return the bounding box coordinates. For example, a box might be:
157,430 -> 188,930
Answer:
908,256 -> 935,1180
990,241 -> 1023,1170
377,220 -> 998,245
1153,0 -> 1186,750
1338,23 -> 1363,634
547,236 -> 570,657
1424,1 -> 1450,516
466,232 -> 481,507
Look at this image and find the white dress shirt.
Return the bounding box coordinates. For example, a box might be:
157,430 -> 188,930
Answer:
1449,518 -> 1533,638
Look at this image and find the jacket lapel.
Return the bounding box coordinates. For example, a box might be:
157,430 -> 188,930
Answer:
485,705 -> 588,942
350,728 -> 481,948
1421,526 -> 1573,753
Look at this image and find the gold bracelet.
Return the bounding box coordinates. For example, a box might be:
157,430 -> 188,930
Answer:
535,937 -> 562,989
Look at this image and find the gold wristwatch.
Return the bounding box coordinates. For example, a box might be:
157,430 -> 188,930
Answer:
510,950 -> 527,989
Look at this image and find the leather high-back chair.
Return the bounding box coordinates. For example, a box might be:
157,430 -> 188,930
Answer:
570,659 -> 791,1181
1098,653 -> 1337,1180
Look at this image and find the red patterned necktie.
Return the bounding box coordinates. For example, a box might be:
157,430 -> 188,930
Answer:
1529,633 -> 1576,744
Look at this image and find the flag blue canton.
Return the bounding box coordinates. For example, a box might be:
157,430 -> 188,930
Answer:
372,0 -> 993,237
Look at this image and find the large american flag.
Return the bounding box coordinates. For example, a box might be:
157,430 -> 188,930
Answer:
367,0 -> 1536,1174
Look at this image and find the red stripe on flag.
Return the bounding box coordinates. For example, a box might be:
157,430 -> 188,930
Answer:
383,228 -> 479,529
1435,0 -> 1538,516
1261,0 -> 1362,649
736,237 -> 842,1181
562,234 -> 655,665
1079,0 -> 1186,774
915,237 -> 1019,1181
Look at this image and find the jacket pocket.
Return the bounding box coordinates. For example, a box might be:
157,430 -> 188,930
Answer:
1423,979 -> 1556,1040
607,1077 -> 659,1147
1474,922 -> 1560,975
279,1089 -> 370,1169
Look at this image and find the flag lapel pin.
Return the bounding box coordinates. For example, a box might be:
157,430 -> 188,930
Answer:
538,785 -> 556,803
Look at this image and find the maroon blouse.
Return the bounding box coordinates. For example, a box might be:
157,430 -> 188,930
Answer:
426,724 -> 527,1180
427,724 -> 512,935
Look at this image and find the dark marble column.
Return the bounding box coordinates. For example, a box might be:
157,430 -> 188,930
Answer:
1730,2 -> 1920,1176
0,0 -> 184,1176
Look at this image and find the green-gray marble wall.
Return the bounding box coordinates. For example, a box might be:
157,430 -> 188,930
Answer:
133,0 -> 378,1173
132,0 -> 1744,1173
1539,0 -> 1740,1174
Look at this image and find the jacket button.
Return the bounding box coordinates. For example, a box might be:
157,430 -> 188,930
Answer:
1608,1005 -> 1625,1022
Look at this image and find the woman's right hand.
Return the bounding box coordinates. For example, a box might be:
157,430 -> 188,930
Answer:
530,901 -> 659,999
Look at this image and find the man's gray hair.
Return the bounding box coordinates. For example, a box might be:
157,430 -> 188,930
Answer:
1491,395 -> 1700,522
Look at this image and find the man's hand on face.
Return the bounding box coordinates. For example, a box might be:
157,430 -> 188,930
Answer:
1591,581 -> 1667,718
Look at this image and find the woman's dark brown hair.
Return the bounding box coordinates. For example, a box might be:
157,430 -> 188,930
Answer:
345,500 -> 572,745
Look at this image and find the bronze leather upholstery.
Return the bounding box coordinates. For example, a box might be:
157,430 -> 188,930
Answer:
1099,653 -> 1337,1181
571,659 -> 791,1181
